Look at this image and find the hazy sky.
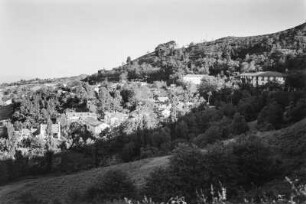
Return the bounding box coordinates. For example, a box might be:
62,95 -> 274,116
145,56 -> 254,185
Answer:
0,0 -> 305,82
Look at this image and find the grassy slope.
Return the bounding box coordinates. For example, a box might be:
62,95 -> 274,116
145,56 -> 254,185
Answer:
0,155 -> 170,204
1,118 -> 306,203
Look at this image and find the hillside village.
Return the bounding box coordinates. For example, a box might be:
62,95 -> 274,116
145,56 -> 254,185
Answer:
0,22 -> 306,204
0,69 -> 285,144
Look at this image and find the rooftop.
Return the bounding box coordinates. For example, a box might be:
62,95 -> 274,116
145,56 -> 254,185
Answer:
183,74 -> 207,78
241,71 -> 286,77
83,117 -> 103,127
40,124 -> 60,133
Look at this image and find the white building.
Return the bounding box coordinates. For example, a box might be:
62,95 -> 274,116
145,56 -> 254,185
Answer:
240,71 -> 286,87
182,74 -> 207,85
103,111 -> 128,127
156,96 -> 169,103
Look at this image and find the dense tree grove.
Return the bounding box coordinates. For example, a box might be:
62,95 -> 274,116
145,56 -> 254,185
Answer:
144,139 -> 283,203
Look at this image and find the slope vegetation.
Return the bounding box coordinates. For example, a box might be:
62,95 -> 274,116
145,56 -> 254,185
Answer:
0,155 -> 170,204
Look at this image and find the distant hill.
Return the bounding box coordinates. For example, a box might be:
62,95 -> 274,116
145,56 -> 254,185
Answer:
0,74 -> 88,87
85,22 -> 306,84
0,75 -> 34,84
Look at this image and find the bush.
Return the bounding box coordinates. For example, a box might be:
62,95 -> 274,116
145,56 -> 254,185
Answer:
86,169 -> 136,202
0,161 -> 9,185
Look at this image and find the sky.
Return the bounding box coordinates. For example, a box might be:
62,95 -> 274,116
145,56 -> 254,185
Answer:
0,0 -> 305,83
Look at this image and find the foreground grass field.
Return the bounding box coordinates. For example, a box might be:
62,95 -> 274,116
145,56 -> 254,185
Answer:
0,155 -> 170,204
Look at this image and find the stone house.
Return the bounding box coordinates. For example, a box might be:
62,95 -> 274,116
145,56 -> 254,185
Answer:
17,128 -> 37,138
81,117 -> 109,136
39,122 -> 61,139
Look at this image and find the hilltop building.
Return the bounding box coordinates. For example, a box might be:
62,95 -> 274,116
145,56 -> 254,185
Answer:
66,111 -> 98,122
182,74 -> 207,85
240,71 -> 286,87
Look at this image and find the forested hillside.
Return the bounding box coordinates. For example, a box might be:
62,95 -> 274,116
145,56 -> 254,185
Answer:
85,22 -> 306,87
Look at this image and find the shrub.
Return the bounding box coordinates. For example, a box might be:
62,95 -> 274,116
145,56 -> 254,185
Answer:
0,161 -> 9,185
86,169 -> 136,202
288,98 -> 306,123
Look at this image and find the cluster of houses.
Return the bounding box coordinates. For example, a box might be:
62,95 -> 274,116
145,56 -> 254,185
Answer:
0,70 -> 287,143
0,109 -> 130,142
39,111 -> 130,140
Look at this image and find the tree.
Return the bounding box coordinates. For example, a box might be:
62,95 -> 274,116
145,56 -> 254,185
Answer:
145,144 -> 205,202
257,101 -> 283,130
175,120 -> 189,139
150,127 -> 171,150
119,71 -> 128,82
198,76 -> 223,103
126,56 -> 132,65
97,87 -> 112,113
286,72 -> 306,90
232,137 -> 282,188
46,118 -> 53,137
230,113 -> 249,135
194,126 -> 222,147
